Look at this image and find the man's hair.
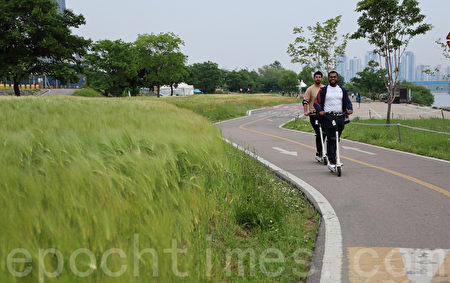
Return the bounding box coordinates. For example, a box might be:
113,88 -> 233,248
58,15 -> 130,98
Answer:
328,71 -> 338,77
314,71 -> 323,77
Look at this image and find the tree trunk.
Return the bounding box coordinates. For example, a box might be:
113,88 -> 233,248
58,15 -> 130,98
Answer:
386,86 -> 394,127
157,85 -> 160,98
170,84 -> 174,96
13,79 -> 21,96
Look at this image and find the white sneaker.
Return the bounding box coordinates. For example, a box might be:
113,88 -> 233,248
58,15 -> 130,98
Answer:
315,155 -> 322,162
327,163 -> 335,170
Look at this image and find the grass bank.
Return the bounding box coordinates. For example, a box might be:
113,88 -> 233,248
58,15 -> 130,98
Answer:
284,117 -> 450,161
162,94 -> 299,122
0,96 -> 317,282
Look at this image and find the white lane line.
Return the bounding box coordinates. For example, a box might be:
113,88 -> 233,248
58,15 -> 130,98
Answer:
272,146 -> 298,156
342,146 -> 376,156
224,139 -> 343,283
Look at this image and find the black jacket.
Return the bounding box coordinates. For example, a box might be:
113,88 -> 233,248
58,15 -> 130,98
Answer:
313,85 -> 353,113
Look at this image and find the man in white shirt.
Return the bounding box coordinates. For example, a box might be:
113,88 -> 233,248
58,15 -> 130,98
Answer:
313,71 -> 353,168
303,71 -> 324,160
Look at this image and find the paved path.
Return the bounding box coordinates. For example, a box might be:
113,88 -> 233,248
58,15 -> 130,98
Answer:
217,103 -> 450,282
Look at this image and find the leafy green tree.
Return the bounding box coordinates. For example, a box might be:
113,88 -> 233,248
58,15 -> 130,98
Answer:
84,40 -> 137,97
0,0 -> 90,96
258,61 -> 285,92
186,61 -> 222,94
134,33 -> 187,98
278,70 -> 299,93
287,16 -> 348,74
351,61 -> 387,97
401,81 -> 434,106
351,0 -> 432,125
298,66 -> 314,87
224,69 -> 258,93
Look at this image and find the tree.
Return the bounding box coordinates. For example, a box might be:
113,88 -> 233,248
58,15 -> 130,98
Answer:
350,61 -> 387,97
298,66 -> 314,87
0,0 -> 90,96
351,0 -> 432,125
224,69 -> 257,93
287,16 -> 348,74
258,61 -> 285,92
278,70 -> 299,93
186,61 -> 222,94
84,40 -> 137,97
401,81 -> 434,106
134,33 -> 187,98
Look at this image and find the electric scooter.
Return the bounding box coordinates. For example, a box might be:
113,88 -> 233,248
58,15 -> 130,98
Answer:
325,112 -> 346,177
314,119 -> 327,165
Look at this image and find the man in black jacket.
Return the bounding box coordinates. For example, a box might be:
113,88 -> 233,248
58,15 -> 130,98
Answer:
314,71 -> 353,168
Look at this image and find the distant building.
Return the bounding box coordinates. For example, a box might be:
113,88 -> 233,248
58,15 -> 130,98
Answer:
55,0 -> 66,13
364,51 -> 378,68
336,55 -> 347,81
399,51 -> 415,81
348,57 -> 362,80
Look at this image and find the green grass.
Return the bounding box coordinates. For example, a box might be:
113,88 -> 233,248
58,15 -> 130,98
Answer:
73,88 -> 104,97
284,117 -> 450,161
0,96 -> 318,282
162,94 -> 299,122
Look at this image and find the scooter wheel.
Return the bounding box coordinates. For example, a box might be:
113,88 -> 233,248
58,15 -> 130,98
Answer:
337,166 -> 342,177
323,156 -> 328,165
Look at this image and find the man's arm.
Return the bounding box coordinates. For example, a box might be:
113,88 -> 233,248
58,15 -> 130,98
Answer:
314,88 -> 325,115
302,88 -> 311,116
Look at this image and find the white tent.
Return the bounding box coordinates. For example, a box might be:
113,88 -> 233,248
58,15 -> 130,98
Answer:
160,82 -> 194,96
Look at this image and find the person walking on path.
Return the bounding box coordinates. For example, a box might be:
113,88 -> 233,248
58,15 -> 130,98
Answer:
356,92 -> 361,108
303,71 -> 325,160
314,71 -> 353,168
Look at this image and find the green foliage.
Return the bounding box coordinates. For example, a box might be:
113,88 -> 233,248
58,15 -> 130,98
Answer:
72,88 -> 104,97
0,97 -> 317,281
164,94 -> 298,122
298,66 -> 314,87
134,33 -> 187,97
284,118 -> 449,160
84,40 -> 137,97
287,16 -> 348,73
258,61 -> 285,92
224,69 -> 259,93
350,61 -> 387,95
400,81 -> 434,106
0,0 -> 90,96
351,0 -> 432,124
278,70 -> 299,92
186,61 -> 222,93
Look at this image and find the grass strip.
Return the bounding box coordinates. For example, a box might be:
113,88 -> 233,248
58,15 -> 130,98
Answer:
284,117 -> 450,161
0,96 -> 317,282
162,94 -> 299,122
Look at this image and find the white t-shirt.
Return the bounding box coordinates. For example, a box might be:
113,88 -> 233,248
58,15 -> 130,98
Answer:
324,86 -> 343,113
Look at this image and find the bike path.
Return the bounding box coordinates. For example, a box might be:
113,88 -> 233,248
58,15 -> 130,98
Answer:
217,105 -> 450,282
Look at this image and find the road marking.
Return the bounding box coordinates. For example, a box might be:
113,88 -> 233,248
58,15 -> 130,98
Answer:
348,247 -> 449,283
342,146 -> 376,155
272,146 -> 298,156
239,114 -> 450,198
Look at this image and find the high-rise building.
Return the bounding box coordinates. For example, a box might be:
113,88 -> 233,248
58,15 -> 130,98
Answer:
348,57 -> 362,80
364,51 -> 378,68
55,0 -> 66,13
399,51 -> 415,81
336,55 -> 347,81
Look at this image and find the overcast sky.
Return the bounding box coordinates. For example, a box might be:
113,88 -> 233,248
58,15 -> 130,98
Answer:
67,0 -> 449,72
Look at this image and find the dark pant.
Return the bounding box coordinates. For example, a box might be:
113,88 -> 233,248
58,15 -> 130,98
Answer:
309,115 -> 325,154
323,115 -> 345,164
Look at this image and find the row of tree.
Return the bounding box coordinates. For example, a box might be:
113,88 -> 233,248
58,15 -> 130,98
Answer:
0,0 -> 306,97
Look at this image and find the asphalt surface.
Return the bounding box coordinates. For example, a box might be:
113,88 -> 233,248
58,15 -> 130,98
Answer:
217,103 -> 450,282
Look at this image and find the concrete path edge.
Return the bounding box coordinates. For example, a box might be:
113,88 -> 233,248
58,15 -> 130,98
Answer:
222,136 -> 343,283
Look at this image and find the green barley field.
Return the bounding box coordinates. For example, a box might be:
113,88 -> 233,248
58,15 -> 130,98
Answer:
0,96 -> 317,282
284,117 -> 450,161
